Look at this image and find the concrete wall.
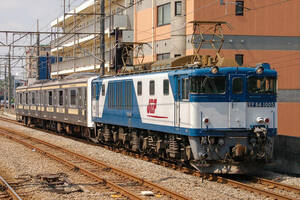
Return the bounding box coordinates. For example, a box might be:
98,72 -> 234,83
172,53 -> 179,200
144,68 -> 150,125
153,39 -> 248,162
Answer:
271,135 -> 300,175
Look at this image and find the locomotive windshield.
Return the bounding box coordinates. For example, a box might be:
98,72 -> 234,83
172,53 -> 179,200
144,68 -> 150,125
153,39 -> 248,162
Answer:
190,76 -> 226,94
248,76 -> 276,94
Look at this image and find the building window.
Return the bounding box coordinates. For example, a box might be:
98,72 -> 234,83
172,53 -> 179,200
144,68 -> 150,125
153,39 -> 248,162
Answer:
158,3 -> 171,26
137,81 -> 142,96
70,90 -> 76,106
48,91 -> 53,106
150,80 -> 155,96
157,53 -> 170,61
174,54 -> 181,58
236,1 -> 244,16
59,91 -> 64,106
175,1 -> 182,16
235,54 -> 244,66
102,84 -> 105,96
163,79 -> 169,95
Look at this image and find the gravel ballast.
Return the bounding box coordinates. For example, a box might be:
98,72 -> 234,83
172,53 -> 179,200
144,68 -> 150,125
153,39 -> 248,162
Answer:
1,119 -> 293,200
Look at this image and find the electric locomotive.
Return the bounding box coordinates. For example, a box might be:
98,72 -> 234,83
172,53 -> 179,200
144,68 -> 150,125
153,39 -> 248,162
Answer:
91,63 -> 277,173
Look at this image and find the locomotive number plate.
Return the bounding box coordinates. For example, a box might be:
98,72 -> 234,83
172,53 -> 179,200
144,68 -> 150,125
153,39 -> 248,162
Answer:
247,102 -> 275,107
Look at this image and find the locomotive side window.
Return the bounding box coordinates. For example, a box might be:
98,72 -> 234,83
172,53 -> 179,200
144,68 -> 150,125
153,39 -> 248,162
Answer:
40,91 -> 44,105
48,91 -> 53,106
58,91 -> 64,106
36,91 -> 39,105
137,81 -> 142,96
102,84 -> 105,96
233,78 -> 243,94
163,79 -> 169,96
70,90 -> 77,106
92,84 -> 96,99
191,76 -> 226,94
150,80 -> 155,95
182,78 -> 189,100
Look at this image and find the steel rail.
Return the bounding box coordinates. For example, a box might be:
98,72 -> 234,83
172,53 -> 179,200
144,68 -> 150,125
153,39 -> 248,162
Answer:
253,176 -> 300,194
1,117 -> 299,199
217,177 -> 297,200
0,175 -> 23,200
0,124 -> 190,200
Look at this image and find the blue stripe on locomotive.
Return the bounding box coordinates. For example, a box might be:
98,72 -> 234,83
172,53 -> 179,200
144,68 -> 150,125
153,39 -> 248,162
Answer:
91,66 -> 277,137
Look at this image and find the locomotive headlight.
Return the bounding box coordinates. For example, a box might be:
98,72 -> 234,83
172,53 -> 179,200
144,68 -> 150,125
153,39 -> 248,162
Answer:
264,118 -> 270,124
256,66 -> 264,74
211,66 -> 219,74
203,117 -> 210,124
256,117 -> 264,124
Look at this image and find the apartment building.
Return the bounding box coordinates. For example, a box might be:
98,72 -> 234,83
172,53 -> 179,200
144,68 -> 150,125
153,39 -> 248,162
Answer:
50,0 -> 300,137
50,0 -> 134,77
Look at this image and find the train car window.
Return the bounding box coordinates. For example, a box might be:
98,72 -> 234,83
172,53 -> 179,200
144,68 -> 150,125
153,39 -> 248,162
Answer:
163,79 -> 169,95
233,78 -> 243,94
84,88 -> 87,107
70,90 -> 77,106
19,93 -> 22,104
48,91 -> 53,105
32,92 -> 35,105
137,81 -> 142,96
191,76 -> 226,94
25,93 -> 28,104
102,84 -> 105,96
182,78 -> 189,100
248,77 -> 276,94
36,91 -> 39,105
40,91 -> 44,105
125,81 -> 132,110
58,91 -> 64,106
150,80 -> 155,95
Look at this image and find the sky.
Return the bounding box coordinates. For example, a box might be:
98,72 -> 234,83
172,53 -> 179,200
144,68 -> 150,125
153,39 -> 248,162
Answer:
0,0 -> 86,79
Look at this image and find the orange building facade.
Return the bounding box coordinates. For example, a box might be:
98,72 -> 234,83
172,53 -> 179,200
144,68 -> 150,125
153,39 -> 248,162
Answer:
134,0 -> 300,137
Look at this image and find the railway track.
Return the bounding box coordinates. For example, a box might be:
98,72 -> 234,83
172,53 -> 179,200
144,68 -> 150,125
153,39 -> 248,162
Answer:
0,175 -> 23,200
0,121 -> 190,200
1,116 -> 300,199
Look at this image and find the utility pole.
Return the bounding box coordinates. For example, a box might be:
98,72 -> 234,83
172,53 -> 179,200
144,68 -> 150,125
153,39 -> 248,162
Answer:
100,0 -> 105,75
4,62 -> 7,111
8,48 -> 11,109
36,19 -> 40,80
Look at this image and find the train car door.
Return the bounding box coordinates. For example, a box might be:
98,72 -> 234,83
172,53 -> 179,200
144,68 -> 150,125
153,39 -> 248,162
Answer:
174,75 -> 180,127
229,74 -> 246,128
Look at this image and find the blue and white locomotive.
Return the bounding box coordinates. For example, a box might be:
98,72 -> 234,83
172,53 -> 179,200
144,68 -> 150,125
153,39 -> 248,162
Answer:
90,63 -> 277,173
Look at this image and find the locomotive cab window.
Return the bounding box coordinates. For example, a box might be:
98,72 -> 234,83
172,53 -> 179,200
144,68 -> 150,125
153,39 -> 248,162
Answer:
48,91 -> 53,106
163,79 -> 169,95
137,81 -> 142,96
191,76 -> 226,94
248,76 -> 276,94
70,90 -> 77,106
233,78 -> 243,94
150,80 -> 155,95
92,84 -> 96,99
